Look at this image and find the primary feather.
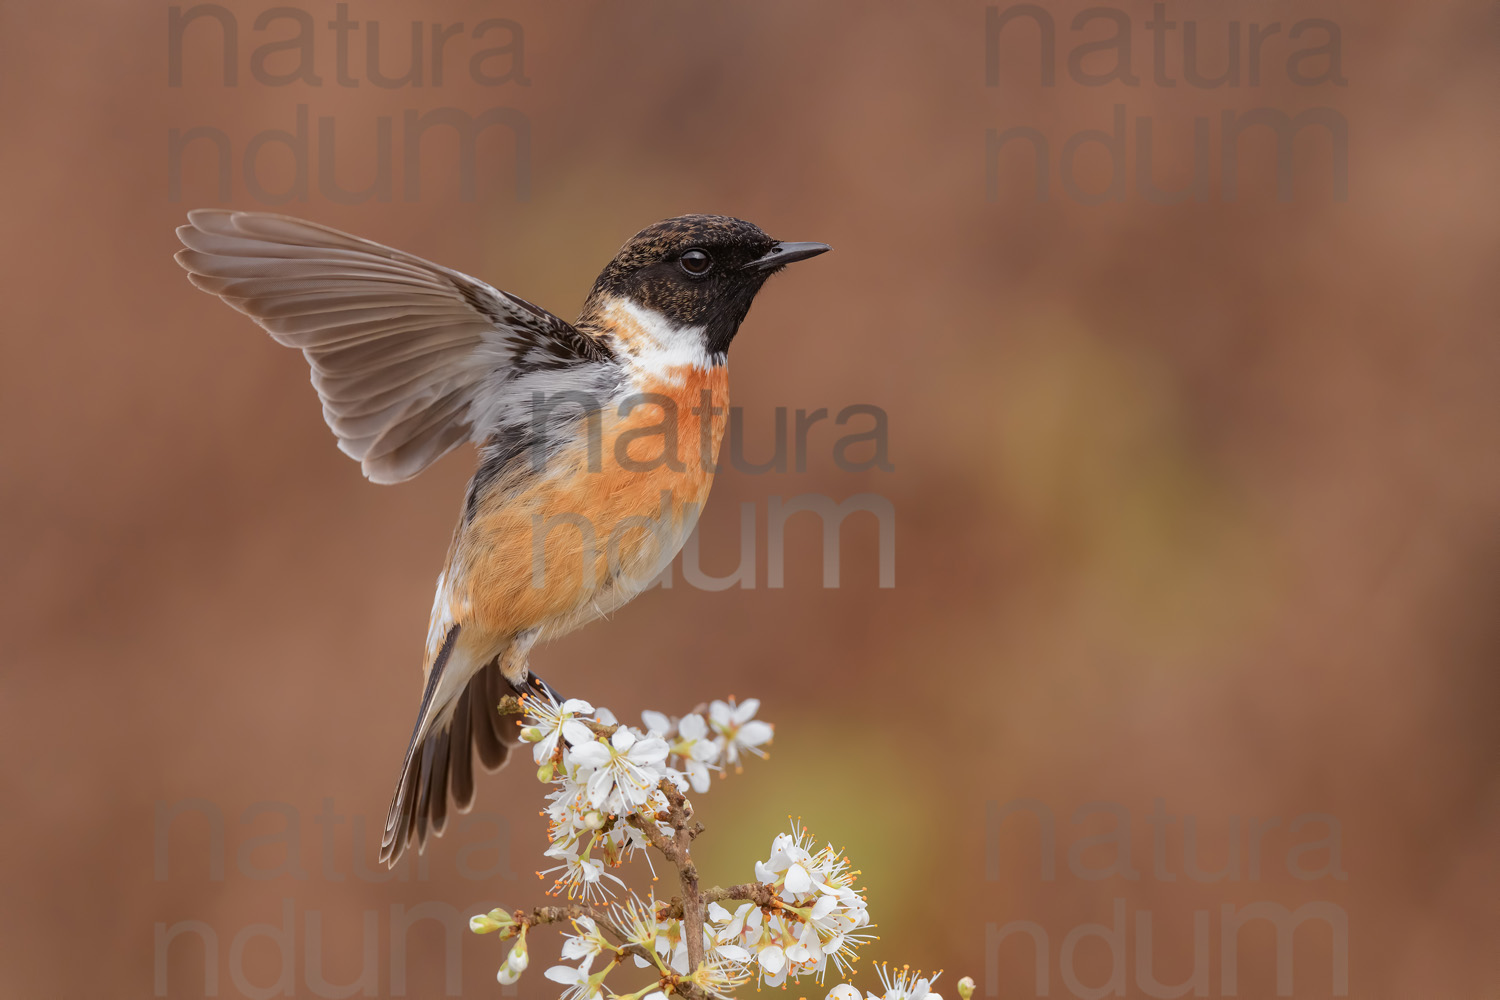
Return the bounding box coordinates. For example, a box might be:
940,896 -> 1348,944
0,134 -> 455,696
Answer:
175,209 -> 616,483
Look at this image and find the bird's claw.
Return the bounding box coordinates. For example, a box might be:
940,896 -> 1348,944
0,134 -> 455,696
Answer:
517,672 -> 564,703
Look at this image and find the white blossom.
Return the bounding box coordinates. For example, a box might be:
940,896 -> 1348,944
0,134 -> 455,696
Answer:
709,697 -> 773,768
641,709 -> 674,736
689,951 -> 754,998
608,893 -> 664,958
522,696 -> 598,765
712,824 -> 873,987
538,841 -> 624,903
542,962 -> 603,1000
840,959 -> 930,1000
674,713 -> 721,792
541,916 -> 615,1000
568,727 -> 670,814
556,915 -> 605,972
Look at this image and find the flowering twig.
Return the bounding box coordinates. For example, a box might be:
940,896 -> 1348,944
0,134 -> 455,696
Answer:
655,882 -> 780,922
515,905 -> 655,966
468,691 -> 962,1000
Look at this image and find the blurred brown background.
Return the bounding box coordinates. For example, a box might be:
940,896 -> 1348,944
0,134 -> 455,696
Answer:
1,0 -> 1496,997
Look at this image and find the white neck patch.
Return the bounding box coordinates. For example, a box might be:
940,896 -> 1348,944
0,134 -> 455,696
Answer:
608,298 -> 717,379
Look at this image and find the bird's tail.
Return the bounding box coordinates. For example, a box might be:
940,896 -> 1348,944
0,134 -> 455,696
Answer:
379,635 -> 518,868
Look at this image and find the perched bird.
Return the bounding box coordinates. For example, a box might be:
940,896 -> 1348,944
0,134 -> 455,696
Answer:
174,211 -> 830,866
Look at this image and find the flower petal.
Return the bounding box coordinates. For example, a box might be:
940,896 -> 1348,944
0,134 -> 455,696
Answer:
630,738 -> 670,766
569,741 -> 609,768
544,965 -> 582,985
585,769 -> 615,808
717,944 -> 752,963
561,719 -> 595,745
738,720 -> 774,746
758,945 -> 787,976
785,863 -> 813,894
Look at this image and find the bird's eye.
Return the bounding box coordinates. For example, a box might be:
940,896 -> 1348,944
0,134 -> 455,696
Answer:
679,249 -> 713,276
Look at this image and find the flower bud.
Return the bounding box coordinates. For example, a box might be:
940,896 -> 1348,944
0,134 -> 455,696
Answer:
826,985 -> 861,1000
583,810 -> 606,830
469,913 -> 503,934
957,976 -> 976,1000
519,726 -> 544,743
536,761 -> 556,782
506,929 -> 529,972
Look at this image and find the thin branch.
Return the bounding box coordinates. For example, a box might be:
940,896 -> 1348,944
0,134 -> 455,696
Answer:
655,882 -> 780,922
520,904 -> 655,966
623,780 -> 708,971
626,811 -> 680,860
664,781 -> 707,972
521,904 -> 717,1000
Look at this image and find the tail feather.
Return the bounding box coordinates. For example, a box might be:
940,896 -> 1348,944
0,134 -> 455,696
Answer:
472,663 -> 509,769
379,639 -> 565,868
379,632 -> 521,868
414,735 -> 438,847
448,686 -> 477,811
381,628 -> 453,866
429,727 -> 454,835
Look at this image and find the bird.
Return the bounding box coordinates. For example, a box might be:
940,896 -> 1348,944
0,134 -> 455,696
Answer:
174,210 -> 830,866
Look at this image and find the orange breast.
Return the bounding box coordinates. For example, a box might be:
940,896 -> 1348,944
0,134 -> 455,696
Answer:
455,365 -> 729,639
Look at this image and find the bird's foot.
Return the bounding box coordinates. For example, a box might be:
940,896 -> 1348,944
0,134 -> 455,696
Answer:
512,670 -> 565,704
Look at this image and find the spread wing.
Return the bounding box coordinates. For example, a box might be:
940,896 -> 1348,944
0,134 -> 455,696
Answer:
175,210 -> 620,484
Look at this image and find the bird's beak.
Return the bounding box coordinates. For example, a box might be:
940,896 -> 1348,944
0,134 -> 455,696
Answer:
744,241 -> 832,271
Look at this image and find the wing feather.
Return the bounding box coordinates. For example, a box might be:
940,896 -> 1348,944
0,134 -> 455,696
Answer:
175,209 -> 617,484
